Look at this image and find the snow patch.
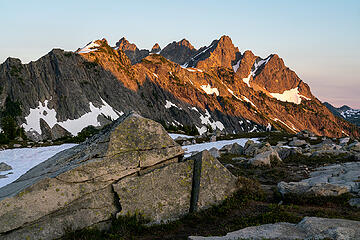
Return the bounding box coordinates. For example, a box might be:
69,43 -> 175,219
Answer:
169,133 -> 194,140
164,100 -> 181,109
252,56 -> 271,77
77,41 -> 100,54
243,96 -> 257,108
198,110 -> 224,134
0,144 -> 77,189
242,73 -> 252,88
22,98 -> 120,136
201,84 -> 219,96
232,59 -> 241,73
270,87 -> 311,105
273,118 -> 298,133
153,73 -> 158,78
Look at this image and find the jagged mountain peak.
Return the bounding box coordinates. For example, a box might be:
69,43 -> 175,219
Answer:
159,39 -> 197,65
177,38 -> 195,50
151,43 -> 161,53
115,37 -> 138,51
186,35 -> 240,70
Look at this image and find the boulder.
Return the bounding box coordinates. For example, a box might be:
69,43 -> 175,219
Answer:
229,143 -> 244,155
0,113 -> 237,239
113,151 -> 237,223
189,217 -> 360,240
243,141 -> 271,157
348,141 -> 360,152
39,118 -> 53,140
210,135 -> 216,142
0,113 -> 184,240
208,147 -> 220,158
248,149 -> 282,167
349,198 -> 360,208
51,124 -> 72,140
288,139 -> 307,147
0,162 -> 12,172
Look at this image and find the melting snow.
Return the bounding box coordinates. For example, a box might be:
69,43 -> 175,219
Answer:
164,100 -> 181,109
252,56 -> 271,77
22,98 -> 120,136
232,59 -> 241,73
242,73 -> 252,88
77,41 -> 100,54
0,144 -> 77,189
198,110 -> 224,134
273,118 -> 298,133
270,87 -> 311,105
243,96 -> 257,108
201,84 -> 219,96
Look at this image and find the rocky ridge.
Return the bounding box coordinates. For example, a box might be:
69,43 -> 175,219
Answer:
0,35 -> 358,142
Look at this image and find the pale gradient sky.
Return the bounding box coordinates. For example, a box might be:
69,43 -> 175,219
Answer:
1,0 -> 359,108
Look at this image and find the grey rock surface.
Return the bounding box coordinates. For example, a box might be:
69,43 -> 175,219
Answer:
248,149 -> 282,167
278,162 -> 360,196
188,217 -> 360,240
113,151 -> 238,223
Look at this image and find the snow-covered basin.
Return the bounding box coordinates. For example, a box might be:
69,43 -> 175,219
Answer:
183,138 -> 258,158
0,144 -> 77,189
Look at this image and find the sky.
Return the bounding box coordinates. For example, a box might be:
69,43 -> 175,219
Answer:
1,0 -> 359,108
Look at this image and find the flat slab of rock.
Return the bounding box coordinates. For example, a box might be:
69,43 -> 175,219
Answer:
188,217 -> 360,240
278,162 -> 360,196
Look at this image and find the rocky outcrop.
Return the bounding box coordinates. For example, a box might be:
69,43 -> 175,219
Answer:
278,162 -> 360,196
189,217 -> 360,240
160,39 -> 197,65
0,113 -> 237,239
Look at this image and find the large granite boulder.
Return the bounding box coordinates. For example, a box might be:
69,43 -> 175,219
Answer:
114,151 -> 237,223
189,217 -> 360,240
0,113 -> 237,239
0,113 -> 183,239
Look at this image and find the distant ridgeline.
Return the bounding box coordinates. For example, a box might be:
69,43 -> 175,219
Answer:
0,35 -> 359,141
324,102 -> 360,128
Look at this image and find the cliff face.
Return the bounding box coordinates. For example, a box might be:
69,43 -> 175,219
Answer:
0,36 -> 358,139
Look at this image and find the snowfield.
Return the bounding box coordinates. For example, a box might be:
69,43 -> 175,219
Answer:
0,144 -> 77,189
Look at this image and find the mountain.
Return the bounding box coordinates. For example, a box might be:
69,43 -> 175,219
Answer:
0,35 -> 358,141
324,102 -> 360,127
159,39 -> 197,65
114,37 -> 149,64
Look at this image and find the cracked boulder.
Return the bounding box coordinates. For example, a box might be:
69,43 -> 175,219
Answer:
113,150 -> 238,223
0,112 -> 184,240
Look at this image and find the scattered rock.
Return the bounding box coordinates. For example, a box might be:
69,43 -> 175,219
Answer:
248,149 -> 281,167
288,139 -> 307,147
208,147 -> 220,158
13,144 -> 21,148
278,162 -> 360,196
183,140 -> 192,146
339,137 -> 350,146
189,217 -> 360,240
349,198 -> 360,208
229,143 -> 243,155
210,136 -> 216,142
0,162 -> 12,172
347,141 -> 360,152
